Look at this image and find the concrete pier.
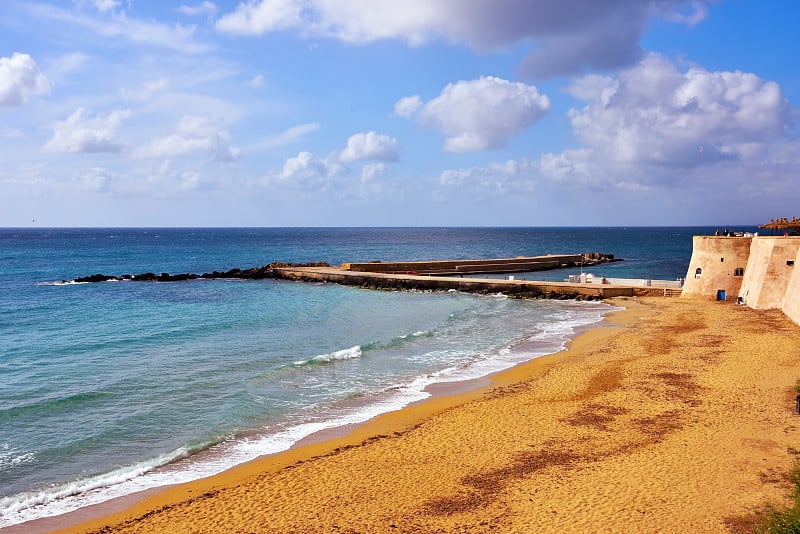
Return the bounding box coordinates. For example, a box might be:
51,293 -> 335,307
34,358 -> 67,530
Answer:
270,265 -> 679,300
67,257 -> 681,299
341,253 -> 618,276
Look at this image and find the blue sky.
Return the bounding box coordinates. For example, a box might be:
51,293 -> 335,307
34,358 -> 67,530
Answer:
1,0 -> 798,227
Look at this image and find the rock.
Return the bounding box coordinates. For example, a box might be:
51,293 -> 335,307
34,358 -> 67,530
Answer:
74,273 -> 117,283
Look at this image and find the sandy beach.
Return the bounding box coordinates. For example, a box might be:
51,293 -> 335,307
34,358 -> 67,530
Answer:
51,296 -> 800,533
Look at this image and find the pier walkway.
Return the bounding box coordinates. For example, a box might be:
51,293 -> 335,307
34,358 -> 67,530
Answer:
270,265 -> 681,300
341,253 -> 617,276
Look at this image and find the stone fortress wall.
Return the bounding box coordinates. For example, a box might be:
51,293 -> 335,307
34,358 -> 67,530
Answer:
682,235 -> 800,325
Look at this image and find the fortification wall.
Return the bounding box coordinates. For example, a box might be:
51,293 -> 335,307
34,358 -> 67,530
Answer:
682,236 -> 751,300
781,247 -> 800,324
683,235 -> 800,325
739,237 -> 800,309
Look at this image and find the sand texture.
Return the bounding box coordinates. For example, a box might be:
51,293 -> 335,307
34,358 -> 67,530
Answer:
63,297 -> 800,533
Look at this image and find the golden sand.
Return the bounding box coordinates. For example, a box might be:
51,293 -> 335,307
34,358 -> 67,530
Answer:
61,297 -> 800,533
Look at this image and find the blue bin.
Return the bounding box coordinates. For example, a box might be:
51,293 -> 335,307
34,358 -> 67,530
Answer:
716,289 -> 726,301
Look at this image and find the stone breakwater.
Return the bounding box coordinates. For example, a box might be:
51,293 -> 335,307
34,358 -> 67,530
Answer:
66,257 -> 677,299
68,263 -> 331,284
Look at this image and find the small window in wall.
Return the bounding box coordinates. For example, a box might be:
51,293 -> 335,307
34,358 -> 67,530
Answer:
720,257 -> 725,262
788,260 -> 795,266
734,268 -> 744,276
695,267 -> 702,278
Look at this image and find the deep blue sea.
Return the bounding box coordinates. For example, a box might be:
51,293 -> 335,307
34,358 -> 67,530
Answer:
0,227 -> 751,526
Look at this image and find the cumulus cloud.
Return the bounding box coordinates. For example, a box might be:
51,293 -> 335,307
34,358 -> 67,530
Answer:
43,107 -> 130,153
566,53 -> 792,169
0,53 -> 51,107
447,54 -> 796,198
137,115 -> 240,160
274,151 -> 347,190
399,76 -> 550,152
393,95 -> 422,118
536,149 -> 602,188
440,159 -> 537,193
339,131 -> 398,162
516,4 -> 646,79
215,0 -> 709,78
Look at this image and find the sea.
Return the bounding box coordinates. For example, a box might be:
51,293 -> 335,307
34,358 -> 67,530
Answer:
0,226 -> 752,527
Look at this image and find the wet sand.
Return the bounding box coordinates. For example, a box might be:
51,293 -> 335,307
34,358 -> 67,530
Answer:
56,297 -> 800,533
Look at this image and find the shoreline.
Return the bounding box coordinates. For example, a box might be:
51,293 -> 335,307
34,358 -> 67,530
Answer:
17,296 -> 800,532
5,298 -> 621,533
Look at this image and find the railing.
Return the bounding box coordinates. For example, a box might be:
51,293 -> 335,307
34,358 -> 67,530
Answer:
566,275 -> 683,289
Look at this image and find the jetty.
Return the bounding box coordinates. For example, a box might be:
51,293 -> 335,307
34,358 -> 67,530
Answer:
340,253 -> 618,276
270,265 -> 680,300
67,253 -> 682,300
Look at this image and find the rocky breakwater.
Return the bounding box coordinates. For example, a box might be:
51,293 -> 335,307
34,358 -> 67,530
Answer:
67,263 -> 330,284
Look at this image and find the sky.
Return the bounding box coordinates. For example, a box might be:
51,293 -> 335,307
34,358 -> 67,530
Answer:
1,0 -> 799,227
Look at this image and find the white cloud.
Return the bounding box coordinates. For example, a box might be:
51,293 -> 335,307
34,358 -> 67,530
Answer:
249,123 -> 320,150
216,0 -> 303,35
567,53 -> 792,169
659,1 -> 708,26
136,115 -> 240,159
339,131 -> 398,162
274,151 -> 347,190
120,78 -> 170,102
470,53 -> 800,198
215,0 -> 709,78
91,0 -> 121,13
402,76 -> 550,152
215,146 -> 242,162
440,158 -> 536,193
248,74 -> 265,88
361,162 -> 386,182
178,2 -> 218,17
0,53 -> 51,107
79,166 -> 114,192
537,149 -> 594,185
565,74 -> 617,105
393,95 -> 422,118
25,3 -> 208,54
45,52 -> 91,86
43,107 -> 131,153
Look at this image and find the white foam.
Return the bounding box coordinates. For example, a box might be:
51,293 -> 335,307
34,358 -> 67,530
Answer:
0,300 -> 620,528
293,345 -> 363,366
399,330 -> 427,340
0,445 -> 34,471
0,447 -> 192,526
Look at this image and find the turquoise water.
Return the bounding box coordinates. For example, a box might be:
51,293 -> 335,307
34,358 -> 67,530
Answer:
0,227 -> 739,526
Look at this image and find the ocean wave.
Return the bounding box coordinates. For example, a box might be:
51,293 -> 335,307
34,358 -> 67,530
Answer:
363,329 -> 433,352
292,329 -> 435,367
0,391 -> 111,422
0,444 -> 34,472
0,446 -> 193,526
0,299 -> 618,528
293,345 -> 363,366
